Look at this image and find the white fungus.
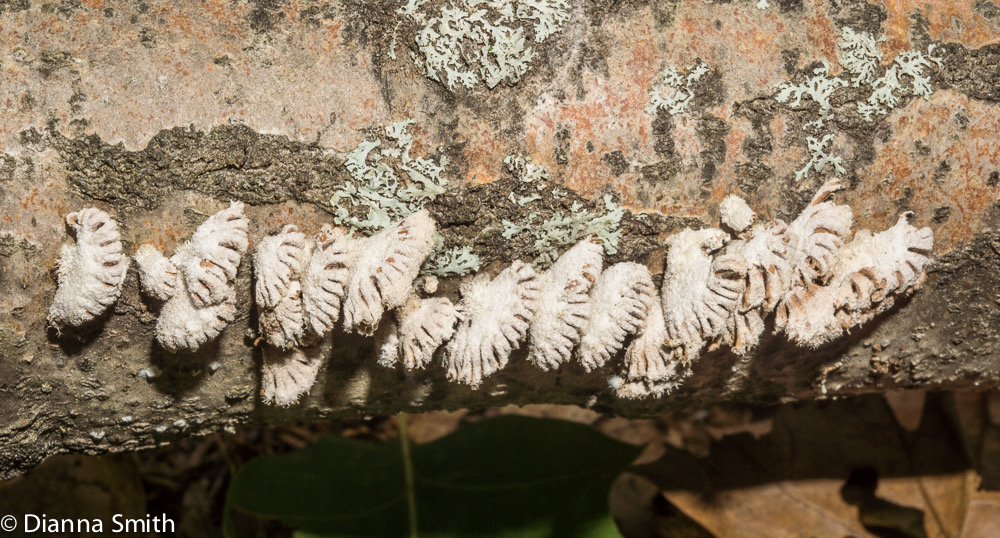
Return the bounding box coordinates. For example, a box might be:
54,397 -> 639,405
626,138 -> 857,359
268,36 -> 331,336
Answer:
527,236 -> 603,371
783,180 -> 853,289
174,202 -> 250,308
377,296 -> 462,370
712,218 -> 792,356
661,228 -> 746,363
133,245 -> 179,302
255,225 -> 308,349
613,299 -> 689,399
777,213 -> 933,348
155,284 -> 237,351
576,262 -> 655,372
719,194 -> 756,233
48,208 -> 128,329
261,345 -> 324,406
444,260 -> 540,387
302,225 -> 351,337
137,202 -> 249,352
342,210 -> 436,334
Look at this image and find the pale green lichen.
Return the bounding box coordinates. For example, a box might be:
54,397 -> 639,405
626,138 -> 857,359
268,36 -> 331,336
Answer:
646,61 -> 711,116
331,120 -> 448,235
775,60 -> 847,131
795,134 -> 845,182
504,154 -> 549,183
400,0 -> 570,90
421,245 -> 482,277
857,45 -> 941,122
502,194 -> 624,267
838,27 -> 884,87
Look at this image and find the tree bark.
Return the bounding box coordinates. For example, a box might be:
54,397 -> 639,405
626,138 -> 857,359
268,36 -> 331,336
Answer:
0,0 -> 999,479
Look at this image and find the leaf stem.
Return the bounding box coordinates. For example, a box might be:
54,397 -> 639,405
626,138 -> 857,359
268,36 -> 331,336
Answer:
398,412 -> 418,538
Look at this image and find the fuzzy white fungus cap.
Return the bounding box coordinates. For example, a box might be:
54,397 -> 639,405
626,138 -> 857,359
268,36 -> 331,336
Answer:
378,296 -> 462,370
134,244 -> 179,302
710,220 -> 791,356
719,195 -> 756,233
137,202 -> 249,351
444,260 -> 540,387
48,208 -> 128,329
614,299 -> 690,399
576,262 -> 655,372
342,210 -> 436,334
155,279 -> 237,351
255,225 -> 308,349
261,345 -> 324,406
302,225 -> 350,337
783,180 -> 852,288
527,236 -> 603,371
174,202 -> 250,308
777,213 -> 933,348
661,228 -> 746,362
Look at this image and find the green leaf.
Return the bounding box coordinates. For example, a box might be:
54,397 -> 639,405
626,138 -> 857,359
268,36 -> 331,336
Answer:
226,416 -> 642,538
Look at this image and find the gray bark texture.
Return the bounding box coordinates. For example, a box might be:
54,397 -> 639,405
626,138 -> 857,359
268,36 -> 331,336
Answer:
1,0 -> 1000,479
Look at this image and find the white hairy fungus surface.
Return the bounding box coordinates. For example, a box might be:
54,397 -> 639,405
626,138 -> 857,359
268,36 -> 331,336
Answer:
784,180 -> 853,288
577,262 -> 655,372
719,194 -> 756,233
302,225 -> 350,337
377,296 -> 462,370
174,202 -> 250,308
254,225 -> 308,309
375,315 -> 401,368
342,210 -> 436,334
777,213 -> 934,348
259,280 -> 306,350
614,299 -> 689,399
261,345 -> 324,406
134,244 -> 179,302
255,226 -> 308,349
48,207 -> 128,329
737,220 -> 792,313
527,237 -> 603,371
661,228 -> 746,362
444,260 -> 540,387
137,202 -> 249,351
155,282 -> 237,351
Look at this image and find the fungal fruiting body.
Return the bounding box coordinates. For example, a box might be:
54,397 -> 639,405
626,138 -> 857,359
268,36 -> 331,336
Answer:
155,285 -> 238,351
254,225 -> 308,349
783,180 -> 853,289
48,208 -> 128,329
777,213 -> 933,348
342,210 -> 436,335
261,345 -> 324,406
711,219 -> 791,356
613,298 -> 689,399
302,225 -> 350,337
527,237 -> 603,371
576,262 -> 655,372
174,202 -> 251,308
377,296 -> 462,369
134,245 -> 179,301
719,194 -> 756,234
444,261 -> 540,386
135,202 -> 249,351
661,228 -> 746,363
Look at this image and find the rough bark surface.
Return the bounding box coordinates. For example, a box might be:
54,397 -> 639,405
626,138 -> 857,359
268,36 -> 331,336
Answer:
0,0 -> 999,479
